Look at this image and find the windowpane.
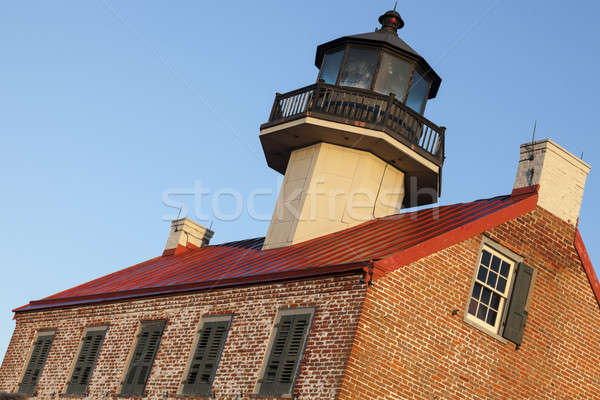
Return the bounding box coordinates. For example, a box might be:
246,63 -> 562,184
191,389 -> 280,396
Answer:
487,272 -> 498,287
481,288 -> 491,305
481,250 -> 491,267
477,266 -> 488,282
319,49 -> 344,84
477,304 -> 487,321
497,277 -> 507,293
406,69 -> 430,113
500,262 -> 510,277
472,283 -> 482,299
468,299 -> 478,315
339,47 -> 379,89
487,310 -> 498,325
373,53 -> 412,99
490,293 -> 501,310
491,256 -> 501,272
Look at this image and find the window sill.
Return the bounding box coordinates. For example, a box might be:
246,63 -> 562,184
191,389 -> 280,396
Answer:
463,315 -> 508,344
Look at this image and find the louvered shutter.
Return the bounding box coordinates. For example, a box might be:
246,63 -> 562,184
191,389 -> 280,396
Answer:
18,332 -> 55,396
66,328 -> 107,395
181,319 -> 231,396
121,320 -> 166,397
502,263 -> 534,346
259,313 -> 312,396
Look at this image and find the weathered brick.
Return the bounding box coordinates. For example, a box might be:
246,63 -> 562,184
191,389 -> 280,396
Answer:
0,275 -> 366,400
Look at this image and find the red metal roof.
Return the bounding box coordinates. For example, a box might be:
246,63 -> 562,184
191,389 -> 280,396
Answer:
15,188 -> 540,313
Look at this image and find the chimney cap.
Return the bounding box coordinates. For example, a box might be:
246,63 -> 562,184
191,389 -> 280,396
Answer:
514,138 -> 591,225
164,218 -> 214,256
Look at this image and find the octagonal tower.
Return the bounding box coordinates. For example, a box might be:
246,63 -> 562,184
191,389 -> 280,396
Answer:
261,9 -> 445,250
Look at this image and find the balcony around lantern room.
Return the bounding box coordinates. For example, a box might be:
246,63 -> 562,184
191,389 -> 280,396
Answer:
260,44 -> 445,198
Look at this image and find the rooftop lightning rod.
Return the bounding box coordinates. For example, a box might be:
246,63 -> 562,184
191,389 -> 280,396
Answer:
528,120 -> 537,161
526,120 -> 537,185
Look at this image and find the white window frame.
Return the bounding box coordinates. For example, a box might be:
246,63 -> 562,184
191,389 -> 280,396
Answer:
463,238 -> 522,341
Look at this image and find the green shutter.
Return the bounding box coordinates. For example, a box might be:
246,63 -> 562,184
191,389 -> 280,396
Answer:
502,262 -> 534,346
65,328 -> 107,395
259,313 -> 312,396
121,320 -> 166,397
181,319 -> 231,396
18,332 -> 55,396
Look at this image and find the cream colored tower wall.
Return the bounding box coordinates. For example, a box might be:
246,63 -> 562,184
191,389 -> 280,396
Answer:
514,139 -> 591,225
263,143 -> 405,250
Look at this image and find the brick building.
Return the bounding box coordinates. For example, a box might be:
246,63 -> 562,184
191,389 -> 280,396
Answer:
1,9 -> 599,400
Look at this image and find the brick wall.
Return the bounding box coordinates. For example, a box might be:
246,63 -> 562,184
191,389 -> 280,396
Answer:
0,274 -> 366,400
338,206 -> 600,399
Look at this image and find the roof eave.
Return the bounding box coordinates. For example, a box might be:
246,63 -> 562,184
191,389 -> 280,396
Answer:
13,261 -> 370,314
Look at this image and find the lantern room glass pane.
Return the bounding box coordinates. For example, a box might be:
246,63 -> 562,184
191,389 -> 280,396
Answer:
338,47 -> 379,89
406,69 -> 430,114
373,53 -> 412,99
319,49 -> 345,84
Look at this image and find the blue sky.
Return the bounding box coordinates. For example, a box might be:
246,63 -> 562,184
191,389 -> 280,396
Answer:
1,1 -> 599,361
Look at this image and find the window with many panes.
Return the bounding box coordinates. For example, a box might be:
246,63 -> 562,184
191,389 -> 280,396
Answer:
465,240 -> 535,346
465,246 -> 515,333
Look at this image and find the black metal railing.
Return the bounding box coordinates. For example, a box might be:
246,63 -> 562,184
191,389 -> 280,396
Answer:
263,82 -> 445,165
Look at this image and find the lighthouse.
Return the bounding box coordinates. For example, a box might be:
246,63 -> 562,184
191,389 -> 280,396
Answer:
260,9 -> 444,249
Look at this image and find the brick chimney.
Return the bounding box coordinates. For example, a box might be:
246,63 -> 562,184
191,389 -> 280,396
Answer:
514,139 -> 591,225
163,218 -> 214,256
